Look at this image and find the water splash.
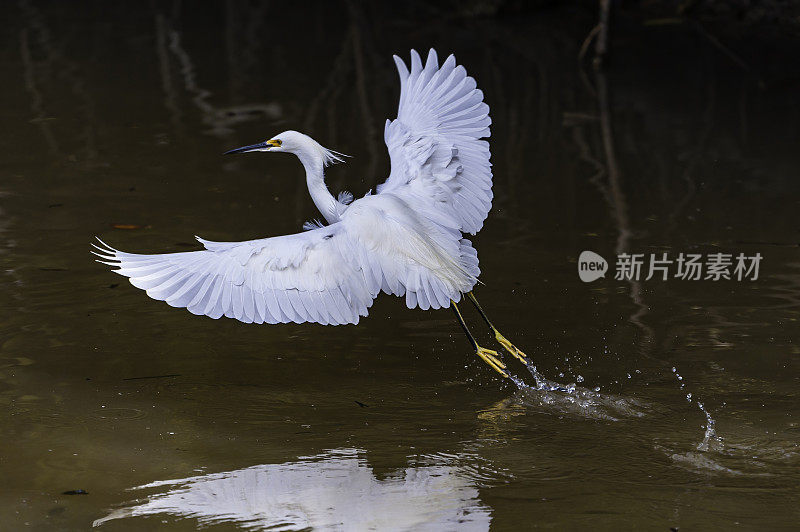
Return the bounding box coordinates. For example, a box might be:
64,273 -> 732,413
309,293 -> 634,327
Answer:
658,366 -> 744,476
671,366 -> 722,451
506,360 -> 649,421
695,401 -> 720,452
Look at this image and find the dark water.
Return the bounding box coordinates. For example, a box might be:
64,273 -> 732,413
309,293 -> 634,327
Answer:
2,1 -> 799,530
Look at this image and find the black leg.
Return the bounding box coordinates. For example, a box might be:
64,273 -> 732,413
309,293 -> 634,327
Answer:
451,300 -> 478,350
466,291 -> 528,363
451,300 -> 508,377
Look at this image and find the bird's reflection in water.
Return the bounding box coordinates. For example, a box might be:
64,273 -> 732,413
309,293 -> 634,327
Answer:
93,448 -> 491,530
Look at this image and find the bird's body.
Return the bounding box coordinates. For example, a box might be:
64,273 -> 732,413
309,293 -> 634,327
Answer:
95,49 -> 526,376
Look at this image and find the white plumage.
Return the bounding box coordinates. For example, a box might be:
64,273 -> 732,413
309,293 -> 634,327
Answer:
93,49 -> 491,326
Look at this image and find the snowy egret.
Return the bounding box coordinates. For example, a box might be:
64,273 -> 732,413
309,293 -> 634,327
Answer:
93,49 -> 526,378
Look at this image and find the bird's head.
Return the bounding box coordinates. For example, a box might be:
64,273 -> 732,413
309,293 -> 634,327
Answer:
224,130 -> 347,167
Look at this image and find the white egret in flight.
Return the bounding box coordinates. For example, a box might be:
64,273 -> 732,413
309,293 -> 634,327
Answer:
93,49 -> 526,378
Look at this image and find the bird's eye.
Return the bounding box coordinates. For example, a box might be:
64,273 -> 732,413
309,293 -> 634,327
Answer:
270,139 -> 282,147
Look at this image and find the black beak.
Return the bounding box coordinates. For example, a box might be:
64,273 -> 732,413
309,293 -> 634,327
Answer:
224,142 -> 269,155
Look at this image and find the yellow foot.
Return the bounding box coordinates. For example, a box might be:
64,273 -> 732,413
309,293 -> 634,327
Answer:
494,330 -> 528,364
476,346 -> 508,378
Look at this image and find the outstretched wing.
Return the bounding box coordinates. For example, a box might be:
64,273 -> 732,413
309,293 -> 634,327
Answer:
92,224 -> 376,326
379,49 -> 492,235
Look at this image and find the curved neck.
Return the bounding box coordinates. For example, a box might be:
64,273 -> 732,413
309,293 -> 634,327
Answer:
296,150 -> 342,224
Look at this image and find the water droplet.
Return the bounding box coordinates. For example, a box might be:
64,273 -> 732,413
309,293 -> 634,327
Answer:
576,375 -> 584,383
